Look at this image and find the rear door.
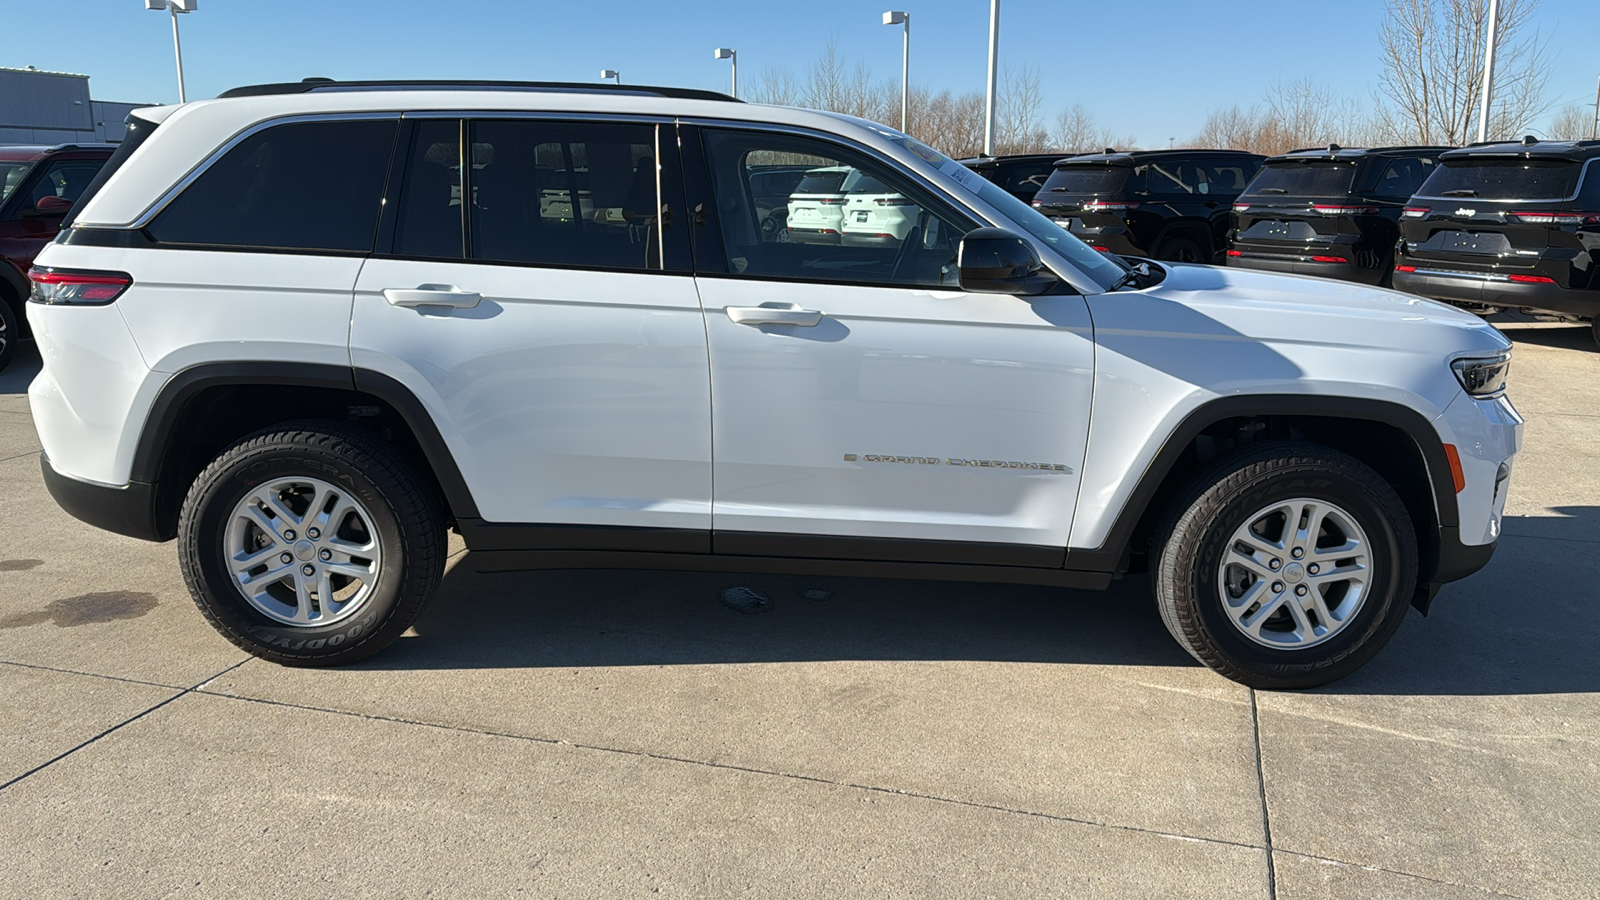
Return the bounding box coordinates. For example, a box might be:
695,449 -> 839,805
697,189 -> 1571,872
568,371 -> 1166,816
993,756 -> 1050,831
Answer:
350,115 -> 712,535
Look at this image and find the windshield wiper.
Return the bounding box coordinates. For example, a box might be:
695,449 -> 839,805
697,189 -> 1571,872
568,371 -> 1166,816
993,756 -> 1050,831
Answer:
1440,189 -> 1479,197
1108,260 -> 1150,291
1256,187 -> 1288,194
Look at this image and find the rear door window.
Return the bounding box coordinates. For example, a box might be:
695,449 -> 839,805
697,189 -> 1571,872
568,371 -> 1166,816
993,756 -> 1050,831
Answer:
25,160 -> 106,209
1200,160 -> 1253,195
1240,162 -> 1358,200
1417,159 -> 1583,200
150,118 -> 398,252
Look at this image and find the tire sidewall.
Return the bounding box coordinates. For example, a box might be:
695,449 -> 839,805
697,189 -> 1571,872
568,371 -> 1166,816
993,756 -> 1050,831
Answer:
1180,467 -> 1411,683
185,446 -> 413,660
0,298 -> 18,372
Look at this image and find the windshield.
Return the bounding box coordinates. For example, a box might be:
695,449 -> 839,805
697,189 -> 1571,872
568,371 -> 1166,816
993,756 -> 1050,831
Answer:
0,161 -> 34,206
1417,159 -> 1582,200
1040,165 -> 1129,195
1241,161 -> 1357,199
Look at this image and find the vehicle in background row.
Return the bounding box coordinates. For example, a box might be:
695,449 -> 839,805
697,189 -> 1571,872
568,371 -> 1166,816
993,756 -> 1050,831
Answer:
1228,145 -> 1448,286
960,153 -> 1071,202
786,165 -> 860,244
747,164 -> 811,239
1031,149 -> 1263,263
1394,138 -> 1600,349
0,142 -> 115,371
840,173 -> 922,246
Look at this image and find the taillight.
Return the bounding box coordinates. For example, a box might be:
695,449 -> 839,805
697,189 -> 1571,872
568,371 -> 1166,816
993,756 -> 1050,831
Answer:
1394,265 -> 1417,273
1310,255 -> 1348,263
1031,200 -> 1043,207
1401,207 -> 1429,218
817,198 -> 846,205
1231,203 -> 1250,212
1081,200 -> 1140,212
1505,211 -> 1600,225
1312,204 -> 1379,215
27,267 -> 132,305
1225,249 -> 1243,257
1090,245 -> 1112,252
1507,273 -> 1556,284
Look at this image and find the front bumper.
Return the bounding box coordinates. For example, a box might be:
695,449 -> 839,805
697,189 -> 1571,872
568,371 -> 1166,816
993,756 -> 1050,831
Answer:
40,453 -> 164,542
1394,267 -> 1600,319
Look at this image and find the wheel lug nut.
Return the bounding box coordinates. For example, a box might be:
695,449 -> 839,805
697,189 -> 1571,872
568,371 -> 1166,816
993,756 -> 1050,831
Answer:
279,553 -> 292,564
1292,548 -> 1304,559
1271,582 -> 1285,593
1269,559 -> 1281,570
307,527 -> 320,539
319,549 -> 332,561
1308,563 -> 1320,575
283,529 -> 296,541
1295,585 -> 1308,596
302,564 -> 315,577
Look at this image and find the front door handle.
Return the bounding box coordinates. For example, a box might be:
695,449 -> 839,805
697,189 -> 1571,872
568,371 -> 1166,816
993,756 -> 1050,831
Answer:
383,285 -> 482,309
725,304 -> 824,327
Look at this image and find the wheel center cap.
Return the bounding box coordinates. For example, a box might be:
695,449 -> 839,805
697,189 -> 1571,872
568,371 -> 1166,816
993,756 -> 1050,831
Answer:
1283,562 -> 1306,584
294,540 -> 317,562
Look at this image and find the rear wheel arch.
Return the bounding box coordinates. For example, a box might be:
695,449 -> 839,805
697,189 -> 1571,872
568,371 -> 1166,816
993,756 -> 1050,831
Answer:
134,363 -> 478,540
1070,396 -> 1455,588
0,263 -> 30,339
1152,220 -> 1215,259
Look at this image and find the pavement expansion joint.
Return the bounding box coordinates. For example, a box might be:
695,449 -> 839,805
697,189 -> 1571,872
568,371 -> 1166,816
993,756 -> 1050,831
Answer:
0,657 -> 211,691
0,657 -> 250,793
1273,850 -> 1536,900
194,686 -> 1271,855
1249,688 -> 1278,900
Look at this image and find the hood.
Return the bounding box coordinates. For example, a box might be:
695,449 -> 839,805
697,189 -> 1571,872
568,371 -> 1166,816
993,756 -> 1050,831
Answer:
1129,263 -> 1510,357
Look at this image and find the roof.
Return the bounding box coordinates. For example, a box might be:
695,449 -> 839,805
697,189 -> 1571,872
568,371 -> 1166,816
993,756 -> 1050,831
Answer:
1269,144 -> 1453,162
219,79 -> 738,103
958,153 -> 1080,168
0,143 -> 116,162
0,65 -> 89,79
1057,148 -> 1264,165
1442,138 -> 1600,162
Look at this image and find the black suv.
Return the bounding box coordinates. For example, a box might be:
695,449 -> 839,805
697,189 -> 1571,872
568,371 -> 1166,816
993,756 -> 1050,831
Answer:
1228,145 -> 1448,286
1394,138 -> 1600,346
1031,149 -> 1263,262
960,153 -> 1072,202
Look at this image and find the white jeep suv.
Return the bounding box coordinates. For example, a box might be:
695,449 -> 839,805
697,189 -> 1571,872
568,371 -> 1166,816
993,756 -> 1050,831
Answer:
28,80 -> 1520,688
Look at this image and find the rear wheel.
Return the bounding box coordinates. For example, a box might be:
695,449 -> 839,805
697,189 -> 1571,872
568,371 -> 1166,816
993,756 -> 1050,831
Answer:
1154,235 -> 1207,264
177,422 -> 445,666
0,298 -> 18,373
1151,442 -> 1418,689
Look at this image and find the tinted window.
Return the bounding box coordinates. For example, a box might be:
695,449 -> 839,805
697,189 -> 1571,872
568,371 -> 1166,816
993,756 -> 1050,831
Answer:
1373,156 -> 1434,199
1039,166 -> 1130,195
152,119 -> 396,252
1200,161 -> 1254,194
0,162 -> 30,206
466,119 -> 662,271
996,162 -> 1055,197
1241,162 -> 1359,199
26,160 -> 106,208
1418,159 -> 1582,200
393,119 -> 464,259
700,129 -> 972,288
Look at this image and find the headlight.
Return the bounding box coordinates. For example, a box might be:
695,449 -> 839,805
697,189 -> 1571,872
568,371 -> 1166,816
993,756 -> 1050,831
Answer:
1451,352 -> 1511,398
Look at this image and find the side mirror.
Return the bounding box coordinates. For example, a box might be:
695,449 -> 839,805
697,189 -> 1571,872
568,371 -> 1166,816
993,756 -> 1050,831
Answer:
957,227 -> 1057,295
25,195 -> 73,217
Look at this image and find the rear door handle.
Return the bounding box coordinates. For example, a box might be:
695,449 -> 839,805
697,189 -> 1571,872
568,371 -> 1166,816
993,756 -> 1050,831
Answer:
383,285 -> 482,309
724,304 -> 824,327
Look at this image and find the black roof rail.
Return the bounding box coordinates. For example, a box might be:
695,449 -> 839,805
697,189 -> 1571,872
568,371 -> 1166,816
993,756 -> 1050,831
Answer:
45,142 -> 116,153
218,79 -> 740,103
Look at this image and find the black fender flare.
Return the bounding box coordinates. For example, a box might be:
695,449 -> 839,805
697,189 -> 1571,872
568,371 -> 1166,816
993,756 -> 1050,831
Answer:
1065,394 -> 1458,578
131,361 -> 480,522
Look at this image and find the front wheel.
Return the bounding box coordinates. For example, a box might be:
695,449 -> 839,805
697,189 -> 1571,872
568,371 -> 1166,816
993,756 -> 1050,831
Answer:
177,422 -> 445,666
0,299 -> 18,373
1151,442 -> 1418,689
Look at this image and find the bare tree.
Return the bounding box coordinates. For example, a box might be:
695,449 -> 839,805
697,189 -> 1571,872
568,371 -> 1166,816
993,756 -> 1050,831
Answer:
1378,0 -> 1551,144
996,64 -> 1049,153
1541,103 -> 1596,140
1053,104 -> 1134,153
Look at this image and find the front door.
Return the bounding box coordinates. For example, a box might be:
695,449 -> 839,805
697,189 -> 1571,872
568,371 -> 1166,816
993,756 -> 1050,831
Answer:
688,127 -> 1096,559
351,117 -> 711,534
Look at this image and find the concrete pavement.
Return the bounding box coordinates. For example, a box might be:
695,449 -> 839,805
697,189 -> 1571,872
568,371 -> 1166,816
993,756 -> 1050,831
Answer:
1,324 -> 1596,898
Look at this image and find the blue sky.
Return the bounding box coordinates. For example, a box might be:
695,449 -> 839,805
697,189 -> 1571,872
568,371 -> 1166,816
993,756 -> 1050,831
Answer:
7,0 -> 1600,146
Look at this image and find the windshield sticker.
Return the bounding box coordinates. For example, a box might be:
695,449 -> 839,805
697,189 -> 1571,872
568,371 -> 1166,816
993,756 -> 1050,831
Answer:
939,159 -> 981,194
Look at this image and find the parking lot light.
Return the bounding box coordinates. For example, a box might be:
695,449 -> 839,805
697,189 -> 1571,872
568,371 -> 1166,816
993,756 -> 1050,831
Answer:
882,12 -> 909,132
144,0 -> 196,103
714,48 -> 737,99
600,69 -> 620,85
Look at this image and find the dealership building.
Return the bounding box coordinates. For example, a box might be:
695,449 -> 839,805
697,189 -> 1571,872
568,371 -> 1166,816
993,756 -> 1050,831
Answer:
0,66 -> 154,144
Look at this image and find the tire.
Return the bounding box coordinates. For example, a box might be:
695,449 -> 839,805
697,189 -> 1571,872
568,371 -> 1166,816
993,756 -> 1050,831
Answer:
177,421 -> 445,666
1154,235 -> 1207,264
1151,441 -> 1418,690
0,298 -> 18,374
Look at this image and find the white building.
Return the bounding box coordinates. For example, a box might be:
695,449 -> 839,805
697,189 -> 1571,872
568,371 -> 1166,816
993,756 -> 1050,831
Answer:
0,66 -> 154,144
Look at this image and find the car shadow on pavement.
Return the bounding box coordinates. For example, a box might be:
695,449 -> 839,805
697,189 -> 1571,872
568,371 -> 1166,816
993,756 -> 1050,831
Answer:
367,507 -> 1600,697
0,341 -> 40,394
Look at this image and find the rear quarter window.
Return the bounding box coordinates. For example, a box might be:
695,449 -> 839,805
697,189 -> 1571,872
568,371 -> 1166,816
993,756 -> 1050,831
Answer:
1417,159 -> 1583,201
149,119 -> 398,252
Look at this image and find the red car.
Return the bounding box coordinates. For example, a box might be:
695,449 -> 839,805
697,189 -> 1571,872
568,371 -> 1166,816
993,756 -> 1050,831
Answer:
1,143 -> 115,371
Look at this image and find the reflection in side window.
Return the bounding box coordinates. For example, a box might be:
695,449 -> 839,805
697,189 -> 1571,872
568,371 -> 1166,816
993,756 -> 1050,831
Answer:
701,129 -> 972,288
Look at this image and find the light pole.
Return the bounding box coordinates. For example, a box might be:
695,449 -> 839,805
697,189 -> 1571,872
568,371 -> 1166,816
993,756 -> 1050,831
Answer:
983,0 -> 1000,156
882,12 -> 909,133
1476,0 -> 1500,143
144,0 -> 196,104
713,48 -> 737,98
1591,74 -> 1599,141
600,69 -> 620,85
